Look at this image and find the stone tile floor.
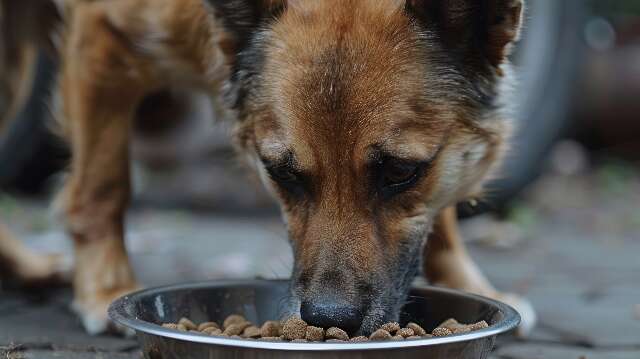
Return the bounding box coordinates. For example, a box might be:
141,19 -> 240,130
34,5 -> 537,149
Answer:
1,162 -> 639,358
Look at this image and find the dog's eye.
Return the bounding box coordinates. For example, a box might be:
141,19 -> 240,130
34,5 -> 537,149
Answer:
376,158 -> 426,198
266,163 -> 308,197
268,165 -> 299,183
262,153 -> 307,197
382,161 -> 420,187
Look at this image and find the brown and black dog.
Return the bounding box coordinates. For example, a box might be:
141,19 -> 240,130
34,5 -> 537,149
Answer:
0,0 -> 535,336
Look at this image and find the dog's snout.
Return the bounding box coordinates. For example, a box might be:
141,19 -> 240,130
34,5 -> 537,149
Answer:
300,300 -> 363,334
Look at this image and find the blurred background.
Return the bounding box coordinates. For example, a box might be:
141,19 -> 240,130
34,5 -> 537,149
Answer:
1,1 -> 639,358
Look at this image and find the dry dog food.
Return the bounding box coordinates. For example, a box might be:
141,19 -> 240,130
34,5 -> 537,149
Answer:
161,315 -> 489,342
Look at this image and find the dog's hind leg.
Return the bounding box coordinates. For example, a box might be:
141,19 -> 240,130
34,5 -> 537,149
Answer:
55,3 -> 155,335
0,222 -> 70,284
423,206 -> 537,336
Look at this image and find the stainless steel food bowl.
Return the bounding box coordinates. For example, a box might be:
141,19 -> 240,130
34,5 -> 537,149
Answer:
109,280 -> 519,359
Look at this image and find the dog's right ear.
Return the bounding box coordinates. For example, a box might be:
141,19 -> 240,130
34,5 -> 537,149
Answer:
405,0 -> 524,72
206,0 -> 286,58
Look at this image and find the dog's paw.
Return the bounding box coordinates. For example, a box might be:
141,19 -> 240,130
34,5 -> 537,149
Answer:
71,284 -> 140,336
494,292 -> 537,337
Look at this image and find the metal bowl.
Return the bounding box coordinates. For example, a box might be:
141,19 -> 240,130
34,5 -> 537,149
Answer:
109,280 -> 519,359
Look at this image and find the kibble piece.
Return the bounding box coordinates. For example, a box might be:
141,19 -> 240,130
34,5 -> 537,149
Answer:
422,334 -> 433,338
406,336 -> 422,340
223,322 -> 251,336
162,323 -> 178,330
325,327 -> 349,341
407,322 -> 427,336
260,321 -> 282,338
178,317 -> 197,331
438,318 -> 459,330
292,339 -> 308,343
397,328 -> 414,338
305,326 -> 324,341
282,317 -> 308,340
198,322 -> 219,331
350,336 -> 369,342
431,327 -> 453,337
176,324 -> 188,332
369,329 -> 392,341
380,322 -> 401,334
326,339 -> 345,343
469,321 -> 489,331
230,335 -> 242,339
438,318 -> 468,332
202,327 -> 222,336
242,326 -> 262,338
390,335 -> 404,341
223,314 -> 247,329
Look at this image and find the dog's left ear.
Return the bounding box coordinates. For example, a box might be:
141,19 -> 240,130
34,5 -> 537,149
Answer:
205,0 -> 287,109
405,0 -> 524,71
206,0 -> 287,58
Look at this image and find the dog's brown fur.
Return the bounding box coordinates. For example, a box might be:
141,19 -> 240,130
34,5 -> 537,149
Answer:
0,0 -> 534,335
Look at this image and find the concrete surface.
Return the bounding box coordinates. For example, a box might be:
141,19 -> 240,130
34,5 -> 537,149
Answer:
1,162 -> 639,359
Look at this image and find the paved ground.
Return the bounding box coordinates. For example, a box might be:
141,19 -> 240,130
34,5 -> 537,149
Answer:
1,159 -> 639,358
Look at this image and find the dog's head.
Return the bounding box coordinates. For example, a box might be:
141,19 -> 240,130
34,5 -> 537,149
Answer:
209,0 -> 523,335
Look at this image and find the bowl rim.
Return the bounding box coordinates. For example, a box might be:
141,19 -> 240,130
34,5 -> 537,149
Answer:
108,279 -> 520,351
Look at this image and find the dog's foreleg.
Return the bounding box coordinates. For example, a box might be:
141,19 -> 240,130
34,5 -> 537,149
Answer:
423,206 -> 537,336
54,0 -> 230,335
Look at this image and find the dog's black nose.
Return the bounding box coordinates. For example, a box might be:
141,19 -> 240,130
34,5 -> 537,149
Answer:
300,300 -> 363,334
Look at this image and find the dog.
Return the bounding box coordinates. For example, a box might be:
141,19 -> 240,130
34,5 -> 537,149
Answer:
0,0 -> 535,336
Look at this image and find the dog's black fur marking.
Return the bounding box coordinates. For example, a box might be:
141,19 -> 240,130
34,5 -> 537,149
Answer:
205,0 -> 285,112
405,0 -> 521,110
